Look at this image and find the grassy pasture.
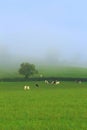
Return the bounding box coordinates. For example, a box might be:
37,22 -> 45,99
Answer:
1,66 -> 87,78
0,81 -> 87,130
39,66 -> 87,78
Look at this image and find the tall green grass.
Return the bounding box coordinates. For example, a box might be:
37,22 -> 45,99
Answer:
0,81 -> 87,130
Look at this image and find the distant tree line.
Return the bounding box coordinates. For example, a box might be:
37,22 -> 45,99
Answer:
0,77 -> 87,82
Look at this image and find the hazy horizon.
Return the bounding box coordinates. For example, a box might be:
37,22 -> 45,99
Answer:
0,0 -> 87,68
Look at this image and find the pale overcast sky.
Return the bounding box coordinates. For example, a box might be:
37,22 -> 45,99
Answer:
0,0 -> 87,67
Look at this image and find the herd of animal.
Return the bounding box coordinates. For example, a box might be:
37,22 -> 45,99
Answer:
24,85 -> 30,90
44,80 -> 60,84
24,80 -> 82,90
24,80 -> 60,90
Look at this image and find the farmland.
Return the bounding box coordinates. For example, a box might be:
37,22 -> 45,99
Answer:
0,81 -> 87,130
1,66 -> 87,79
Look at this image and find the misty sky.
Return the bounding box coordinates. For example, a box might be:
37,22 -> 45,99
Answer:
0,0 -> 87,67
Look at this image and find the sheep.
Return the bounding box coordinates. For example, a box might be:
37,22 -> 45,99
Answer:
24,85 -> 27,90
27,86 -> 30,90
51,81 -> 60,85
24,85 -> 30,90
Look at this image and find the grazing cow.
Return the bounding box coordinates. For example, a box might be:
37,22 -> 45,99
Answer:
45,80 -> 49,84
55,81 -> 60,84
76,80 -> 82,84
51,81 -> 56,84
51,81 -> 60,85
78,80 -> 82,84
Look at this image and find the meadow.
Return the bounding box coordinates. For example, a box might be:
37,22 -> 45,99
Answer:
0,81 -> 87,130
1,66 -> 87,78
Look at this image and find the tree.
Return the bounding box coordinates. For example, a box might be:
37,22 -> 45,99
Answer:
19,62 -> 38,79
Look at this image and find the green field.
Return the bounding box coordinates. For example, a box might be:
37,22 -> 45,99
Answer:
0,81 -> 87,130
1,66 -> 87,78
39,66 -> 87,78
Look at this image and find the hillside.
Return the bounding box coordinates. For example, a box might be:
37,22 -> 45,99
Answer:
0,66 -> 87,78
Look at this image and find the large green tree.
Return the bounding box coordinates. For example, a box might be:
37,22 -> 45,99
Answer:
19,62 -> 38,79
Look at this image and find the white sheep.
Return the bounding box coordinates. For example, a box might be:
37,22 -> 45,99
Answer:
24,86 -> 27,90
27,86 -> 30,90
24,85 -> 30,90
